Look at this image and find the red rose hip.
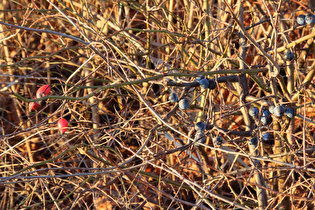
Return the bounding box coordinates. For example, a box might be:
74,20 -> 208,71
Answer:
58,118 -> 68,134
36,85 -> 50,98
29,101 -> 40,111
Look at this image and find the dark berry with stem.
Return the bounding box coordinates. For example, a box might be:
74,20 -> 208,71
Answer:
262,133 -> 271,141
179,98 -> 189,110
261,109 -> 271,125
260,116 -> 270,125
195,122 -> 206,132
269,105 -> 275,114
284,51 -> 294,61
199,78 -> 209,90
169,92 -> 178,103
214,136 -> 223,147
195,75 -> 205,82
274,106 -> 285,117
208,79 -> 217,90
194,132 -> 206,144
249,107 -> 259,117
252,159 -> 260,167
306,13 -> 315,25
285,107 -> 295,118
249,137 -> 258,148
297,14 -> 306,25
262,109 -> 271,117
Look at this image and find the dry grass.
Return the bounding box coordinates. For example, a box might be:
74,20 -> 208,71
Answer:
0,0 -> 315,209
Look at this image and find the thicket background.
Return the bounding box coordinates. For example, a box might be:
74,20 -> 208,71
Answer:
0,0 -> 315,209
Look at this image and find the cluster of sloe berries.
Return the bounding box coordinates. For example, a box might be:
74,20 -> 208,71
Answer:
248,103 -> 295,142
193,121 -> 224,146
169,91 -> 190,110
288,13 -> 315,61
194,121 -> 206,144
193,121 -> 223,146
297,13 -> 315,25
168,76 -> 217,110
168,76 -> 218,145
195,76 -> 216,90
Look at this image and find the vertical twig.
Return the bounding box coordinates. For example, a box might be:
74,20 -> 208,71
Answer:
146,0 -> 152,70
165,0 -> 174,62
237,2 -> 267,209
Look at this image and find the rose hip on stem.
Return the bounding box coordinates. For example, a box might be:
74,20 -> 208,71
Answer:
29,101 -> 40,111
58,118 -> 68,134
36,85 -> 51,98
36,85 -> 51,106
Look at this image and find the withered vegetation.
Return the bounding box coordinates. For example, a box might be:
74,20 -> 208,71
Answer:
0,0 -> 315,209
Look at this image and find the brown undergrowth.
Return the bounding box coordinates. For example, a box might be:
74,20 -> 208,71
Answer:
0,0 -> 315,209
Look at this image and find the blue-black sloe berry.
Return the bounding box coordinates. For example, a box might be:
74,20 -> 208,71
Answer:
262,109 -> 271,117
195,122 -> 206,132
249,107 -> 259,117
194,132 -> 206,144
260,116 -> 270,125
208,79 -> 217,90
169,92 -> 178,103
261,109 -> 271,125
284,51 -> 294,61
269,105 -> 275,114
249,137 -> 258,148
306,13 -> 315,25
262,133 -> 271,141
297,14 -> 306,25
214,136 -> 223,147
199,78 -> 209,90
195,75 -> 205,82
274,105 -> 285,117
285,107 -> 295,118
179,98 -> 189,110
